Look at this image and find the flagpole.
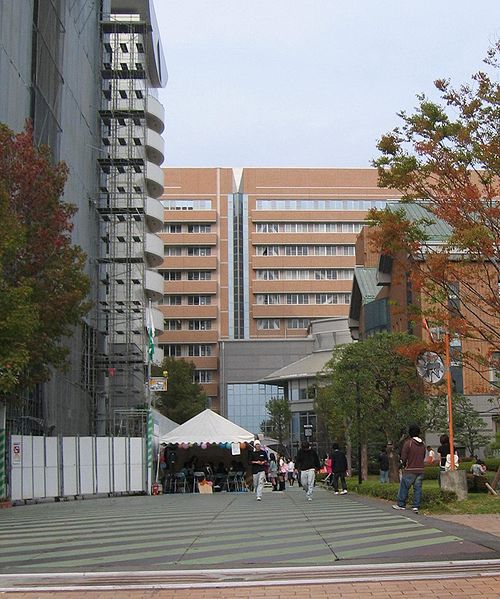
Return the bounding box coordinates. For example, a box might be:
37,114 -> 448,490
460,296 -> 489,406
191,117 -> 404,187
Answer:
146,299 -> 154,494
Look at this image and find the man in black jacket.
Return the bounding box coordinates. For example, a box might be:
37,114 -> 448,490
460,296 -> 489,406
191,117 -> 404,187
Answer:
331,443 -> 349,494
295,441 -> 320,501
249,439 -> 268,501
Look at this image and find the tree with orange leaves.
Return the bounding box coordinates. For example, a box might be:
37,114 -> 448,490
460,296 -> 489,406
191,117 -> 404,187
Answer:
369,41 -> 500,387
0,123 -> 90,397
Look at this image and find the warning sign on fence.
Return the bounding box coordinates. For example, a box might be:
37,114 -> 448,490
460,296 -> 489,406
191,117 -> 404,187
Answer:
12,442 -> 21,464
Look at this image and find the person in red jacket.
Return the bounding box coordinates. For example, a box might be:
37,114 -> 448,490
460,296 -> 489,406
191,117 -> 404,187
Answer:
392,424 -> 426,514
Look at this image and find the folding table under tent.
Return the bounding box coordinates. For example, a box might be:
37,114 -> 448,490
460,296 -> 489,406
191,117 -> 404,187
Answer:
159,409 -> 256,493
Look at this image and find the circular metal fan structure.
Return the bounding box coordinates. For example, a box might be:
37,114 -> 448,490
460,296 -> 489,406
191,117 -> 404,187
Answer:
416,351 -> 445,384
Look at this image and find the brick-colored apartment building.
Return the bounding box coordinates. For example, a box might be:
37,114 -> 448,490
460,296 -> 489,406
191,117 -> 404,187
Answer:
158,167 -> 400,432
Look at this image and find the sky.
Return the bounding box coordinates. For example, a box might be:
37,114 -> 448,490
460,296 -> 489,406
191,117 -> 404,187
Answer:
153,1 -> 500,168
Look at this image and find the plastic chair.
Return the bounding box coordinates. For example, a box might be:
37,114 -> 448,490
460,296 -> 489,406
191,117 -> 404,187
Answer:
173,472 -> 189,493
225,471 -> 237,492
235,471 -> 247,492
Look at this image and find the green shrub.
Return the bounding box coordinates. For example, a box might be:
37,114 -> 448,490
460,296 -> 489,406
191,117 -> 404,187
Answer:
484,457 -> 500,471
466,474 -> 490,493
339,480 -> 456,506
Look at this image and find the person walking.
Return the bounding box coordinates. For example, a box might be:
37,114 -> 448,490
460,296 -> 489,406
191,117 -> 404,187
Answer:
250,439 -> 268,501
287,458 -> 295,486
379,447 -> 389,483
295,441 -> 320,501
268,453 -> 278,491
392,424 -> 426,514
331,443 -> 349,494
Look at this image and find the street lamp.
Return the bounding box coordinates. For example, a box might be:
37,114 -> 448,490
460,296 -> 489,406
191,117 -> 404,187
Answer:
355,379 -> 362,485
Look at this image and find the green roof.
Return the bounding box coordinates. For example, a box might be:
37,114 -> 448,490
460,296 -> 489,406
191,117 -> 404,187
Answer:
354,267 -> 379,304
386,201 -> 452,243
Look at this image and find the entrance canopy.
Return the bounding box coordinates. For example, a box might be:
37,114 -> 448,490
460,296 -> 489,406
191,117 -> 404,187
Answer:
160,409 -> 255,445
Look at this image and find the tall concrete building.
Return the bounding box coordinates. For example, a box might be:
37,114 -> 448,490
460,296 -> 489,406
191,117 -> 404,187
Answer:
159,167 -> 400,435
0,0 -> 166,435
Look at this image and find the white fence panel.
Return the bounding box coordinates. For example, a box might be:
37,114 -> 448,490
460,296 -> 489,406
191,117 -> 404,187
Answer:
20,437 -> 34,500
32,436 -> 46,498
96,436 -> 111,494
45,437 -> 59,497
112,437 -> 127,492
130,438 -> 145,491
62,437 -> 78,496
79,437 -> 95,495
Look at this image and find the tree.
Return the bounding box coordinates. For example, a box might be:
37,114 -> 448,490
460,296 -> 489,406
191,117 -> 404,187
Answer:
370,42 -> 500,374
426,394 -> 491,457
0,123 -> 90,397
321,333 -> 427,481
154,357 -> 208,424
263,397 -> 291,452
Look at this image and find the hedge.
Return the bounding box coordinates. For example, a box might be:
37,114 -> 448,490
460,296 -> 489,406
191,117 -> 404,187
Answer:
338,480 -> 456,506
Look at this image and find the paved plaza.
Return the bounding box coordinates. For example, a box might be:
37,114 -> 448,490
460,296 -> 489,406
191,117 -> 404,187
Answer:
1,484 -> 498,575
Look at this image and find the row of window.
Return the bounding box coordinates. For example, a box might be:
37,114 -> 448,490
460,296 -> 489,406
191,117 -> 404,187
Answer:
255,199 -> 387,211
164,318 -> 309,331
164,245 -> 356,257
162,271 -> 212,281
163,224 -> 212,233
255,222 -> 364,233
159,295 -> 213,305
161,344 -> 213,357
161,200 -> 212,210
164,247 -> 212,256
256,245 -> 355,256
164,319 -> 213,331
256,293 -> 351,305
256,269 -> 354,280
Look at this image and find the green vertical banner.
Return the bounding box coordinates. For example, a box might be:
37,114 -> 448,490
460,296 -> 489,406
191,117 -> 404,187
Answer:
146,409 -> 153,494
0,428 -> 6,500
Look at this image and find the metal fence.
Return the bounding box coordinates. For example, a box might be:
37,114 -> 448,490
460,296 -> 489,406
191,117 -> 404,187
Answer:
9,435 -> 146,502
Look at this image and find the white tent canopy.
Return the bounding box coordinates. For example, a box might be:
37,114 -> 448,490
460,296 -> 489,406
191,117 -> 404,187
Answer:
160,409 -> 255,445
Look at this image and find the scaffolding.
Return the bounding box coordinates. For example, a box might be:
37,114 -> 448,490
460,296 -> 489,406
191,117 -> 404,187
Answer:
96,12 -> 157,434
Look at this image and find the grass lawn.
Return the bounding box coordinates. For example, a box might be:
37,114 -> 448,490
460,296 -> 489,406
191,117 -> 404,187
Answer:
349,475 -> 500,515
420,479 -> 500,515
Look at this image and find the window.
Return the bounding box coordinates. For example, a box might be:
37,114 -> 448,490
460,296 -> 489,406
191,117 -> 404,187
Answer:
315,293 -> 351,304
255,223 -> 279,233
285,246 -> 309,256
256,246 -> 279,256
188,271 -> 212,281
188,345 -> 212,357
165,224 -> 182,233
188,247 -> 211,256
286,294 -> 309,304
256,294 -> 281,305
194,370 -> 213,383
163,344 -> 181,357
188,296 -> 211,305
164,246 -> 182,256
287,318 -> 310,329
165,295 -> 182,305
188,224 -> 211,233
188,320 -> 212,331
257,319 -> 280,330
256,270 -> 279,280
163,271 -> 181,280
161,199 -> 212,210
164,319 -> 182,330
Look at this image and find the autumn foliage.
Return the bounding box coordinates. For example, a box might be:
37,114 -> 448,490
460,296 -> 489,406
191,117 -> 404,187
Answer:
0,123 -> 90,395
369,42 -> 500,375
